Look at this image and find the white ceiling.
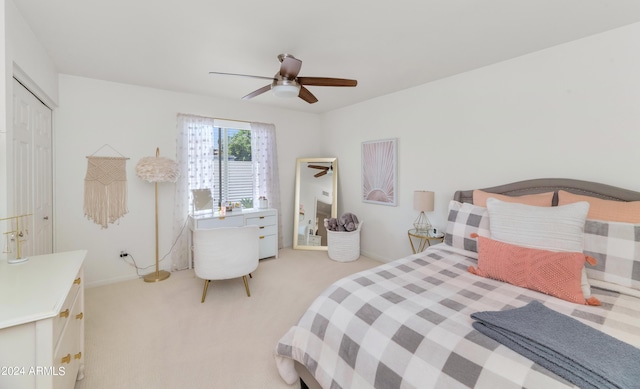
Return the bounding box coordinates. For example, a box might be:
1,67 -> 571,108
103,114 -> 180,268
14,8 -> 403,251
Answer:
12,0 -> 640,113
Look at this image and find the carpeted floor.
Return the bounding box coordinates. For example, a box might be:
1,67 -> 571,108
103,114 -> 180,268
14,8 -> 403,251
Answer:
74,248 -> 381,389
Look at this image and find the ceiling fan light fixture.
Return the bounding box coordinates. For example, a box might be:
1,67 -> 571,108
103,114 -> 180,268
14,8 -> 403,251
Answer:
272,83 -> 300,98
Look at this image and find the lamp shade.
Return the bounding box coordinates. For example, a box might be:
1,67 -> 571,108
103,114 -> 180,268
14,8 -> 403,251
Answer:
136,148 -> 179,183
413,191 -> 434,212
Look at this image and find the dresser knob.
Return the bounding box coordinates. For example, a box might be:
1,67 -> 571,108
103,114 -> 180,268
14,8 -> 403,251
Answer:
76,312 -> 84,320
61,354 -> 71,364
74,352 -> 82,360
259,236 -> 265,239
59,309 -> 69,318
74,277 -> 81,285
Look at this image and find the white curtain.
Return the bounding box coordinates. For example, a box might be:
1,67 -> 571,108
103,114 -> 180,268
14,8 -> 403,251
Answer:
172,114 -> 216,270
250,122 -> 283,249
172,117 -> 283,270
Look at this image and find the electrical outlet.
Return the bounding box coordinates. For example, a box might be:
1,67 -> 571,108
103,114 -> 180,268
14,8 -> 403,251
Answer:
119,250 -> 128,258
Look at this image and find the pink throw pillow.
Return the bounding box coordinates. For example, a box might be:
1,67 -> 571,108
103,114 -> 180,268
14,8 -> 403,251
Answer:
557,190 -> 640,223
472,190 -> 554,207
468,235 -> 600,306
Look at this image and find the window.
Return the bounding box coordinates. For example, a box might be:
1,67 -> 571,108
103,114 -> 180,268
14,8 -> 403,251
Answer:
187,120 -> 253,213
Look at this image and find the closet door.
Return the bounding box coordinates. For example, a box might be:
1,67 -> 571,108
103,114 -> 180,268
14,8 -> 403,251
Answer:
12,78 -> 53,256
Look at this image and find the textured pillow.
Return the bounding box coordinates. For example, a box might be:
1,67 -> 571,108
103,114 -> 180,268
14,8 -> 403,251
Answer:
468,235 -> 600,306
557,190 -> 640,223
486,198 -> 593,297
472,190 -> 554,207
583,219 -> 640,297
444,200 -> 490,256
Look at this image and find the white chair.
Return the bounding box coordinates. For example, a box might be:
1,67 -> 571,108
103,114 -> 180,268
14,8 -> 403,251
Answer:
193,225 -> 260,303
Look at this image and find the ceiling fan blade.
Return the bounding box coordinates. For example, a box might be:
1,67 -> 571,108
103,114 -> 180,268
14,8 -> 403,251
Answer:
279,56 -> 302,79
308,165 -> 328,170
209,71 -> 276,82
242,84 -> 272,100
298,86 -> 318,104
314,170 -> 327,178
297,77 -> 357,87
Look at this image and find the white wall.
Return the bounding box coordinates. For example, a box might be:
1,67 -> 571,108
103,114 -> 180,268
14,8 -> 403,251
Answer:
321,22 -> 640,263
1,0 -> 58,260
55,75 -> 321,286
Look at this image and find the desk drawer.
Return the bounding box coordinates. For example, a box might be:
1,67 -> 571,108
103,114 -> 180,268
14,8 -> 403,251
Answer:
246,215 -> 276,228
255,224 -> 276,237
259,235 -> 277,259
196,215 -> 243,228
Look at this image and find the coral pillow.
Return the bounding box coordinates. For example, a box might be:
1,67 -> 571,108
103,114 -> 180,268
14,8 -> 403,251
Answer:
473,190 -> 554,207
468,235 -> 600,306
557,190 -> 640,223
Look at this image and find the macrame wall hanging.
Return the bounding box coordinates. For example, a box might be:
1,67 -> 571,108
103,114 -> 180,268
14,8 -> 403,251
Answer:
84,145 -> 129,228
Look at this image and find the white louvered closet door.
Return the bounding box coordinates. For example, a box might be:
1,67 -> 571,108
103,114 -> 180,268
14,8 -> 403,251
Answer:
12,78 -> 53,256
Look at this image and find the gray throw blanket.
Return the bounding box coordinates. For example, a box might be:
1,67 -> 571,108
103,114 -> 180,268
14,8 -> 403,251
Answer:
471,301 -> 640,389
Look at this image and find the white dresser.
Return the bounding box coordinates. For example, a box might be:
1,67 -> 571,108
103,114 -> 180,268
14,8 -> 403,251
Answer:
188,208 -> 278,265
0,250 -> 87,389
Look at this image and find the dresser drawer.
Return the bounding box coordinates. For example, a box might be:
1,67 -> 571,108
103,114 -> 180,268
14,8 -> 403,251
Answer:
195,214 -> 243,228
53,286 -> 83,389
52,269 -> 82,346
245,215 -> 276,228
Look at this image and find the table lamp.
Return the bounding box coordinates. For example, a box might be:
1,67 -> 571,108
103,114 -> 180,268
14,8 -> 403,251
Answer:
413,190 -> 434,233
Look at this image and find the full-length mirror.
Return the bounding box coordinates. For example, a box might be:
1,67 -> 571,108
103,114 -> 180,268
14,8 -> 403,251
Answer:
293,157 -> 338,250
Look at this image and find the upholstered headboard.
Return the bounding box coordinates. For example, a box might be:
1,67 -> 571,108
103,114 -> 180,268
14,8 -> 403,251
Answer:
453,178 -> 640,205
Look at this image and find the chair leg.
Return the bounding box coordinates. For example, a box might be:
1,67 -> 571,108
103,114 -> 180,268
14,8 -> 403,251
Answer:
242,275 -> 251,297
201,280 -> 210,303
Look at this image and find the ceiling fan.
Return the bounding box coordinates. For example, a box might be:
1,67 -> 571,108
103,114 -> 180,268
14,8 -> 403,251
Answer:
308,163 -> 333,177
209,54 -> 357,104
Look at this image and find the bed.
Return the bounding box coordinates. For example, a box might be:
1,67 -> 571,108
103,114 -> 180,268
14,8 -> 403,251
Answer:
274,179 -> 640,389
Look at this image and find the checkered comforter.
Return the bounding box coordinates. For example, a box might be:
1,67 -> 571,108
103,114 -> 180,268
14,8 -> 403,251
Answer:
274,244 -> 640,389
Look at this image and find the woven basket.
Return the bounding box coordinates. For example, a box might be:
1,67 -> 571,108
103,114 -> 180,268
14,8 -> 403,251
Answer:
327,222 -> 362,262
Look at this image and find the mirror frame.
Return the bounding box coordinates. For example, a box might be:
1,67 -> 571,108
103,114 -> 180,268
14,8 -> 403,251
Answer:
293,157 -> 338,251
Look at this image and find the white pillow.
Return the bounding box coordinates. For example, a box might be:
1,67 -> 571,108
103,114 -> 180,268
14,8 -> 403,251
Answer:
486,198 -> 592,297
486,198 -> 590,252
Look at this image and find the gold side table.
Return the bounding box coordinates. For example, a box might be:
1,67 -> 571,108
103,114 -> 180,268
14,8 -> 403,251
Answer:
408,229 -> 444,254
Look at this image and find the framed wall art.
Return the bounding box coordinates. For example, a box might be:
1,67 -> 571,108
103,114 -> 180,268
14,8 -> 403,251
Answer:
361,138 -> 397,206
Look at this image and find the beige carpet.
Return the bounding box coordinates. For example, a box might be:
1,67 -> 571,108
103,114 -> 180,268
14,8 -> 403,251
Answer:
74,248 -> 381,389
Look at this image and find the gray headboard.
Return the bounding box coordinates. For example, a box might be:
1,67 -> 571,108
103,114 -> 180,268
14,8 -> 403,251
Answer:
453,178 -> 640,205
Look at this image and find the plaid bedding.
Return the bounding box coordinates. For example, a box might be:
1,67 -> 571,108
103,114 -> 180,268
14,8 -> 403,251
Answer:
274,244 -> 640,389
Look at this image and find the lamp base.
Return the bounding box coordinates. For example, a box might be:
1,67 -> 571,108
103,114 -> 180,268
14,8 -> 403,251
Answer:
143,270 -> 171,283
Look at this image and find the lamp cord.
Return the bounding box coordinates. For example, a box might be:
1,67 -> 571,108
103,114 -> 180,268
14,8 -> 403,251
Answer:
119,217 -> 189,276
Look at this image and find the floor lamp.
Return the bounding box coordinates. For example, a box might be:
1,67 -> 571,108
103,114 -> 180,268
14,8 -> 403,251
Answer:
136,147 -> 179,282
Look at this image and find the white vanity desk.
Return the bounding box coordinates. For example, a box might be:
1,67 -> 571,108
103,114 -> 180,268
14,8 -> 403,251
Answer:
0,250 -> 87,389
188,208 -> 278,266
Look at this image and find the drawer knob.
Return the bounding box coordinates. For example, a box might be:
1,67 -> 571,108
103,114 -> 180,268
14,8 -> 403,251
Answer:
61,354 -> 71,364
259,236 -> 265,239
76,312 -> 84,320
74,277 -> 81,285
218,216 -> 225,220
60,309 -> 70,318
259,216 -> 265,219
74,352 -> 82,360
259,226 -> 265,229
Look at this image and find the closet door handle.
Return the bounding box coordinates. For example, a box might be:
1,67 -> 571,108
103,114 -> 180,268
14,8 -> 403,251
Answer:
43,216 -> 49,220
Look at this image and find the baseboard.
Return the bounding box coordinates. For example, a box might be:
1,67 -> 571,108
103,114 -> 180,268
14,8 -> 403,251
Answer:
86,273 -> 141,288
359,249 -> 392,263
